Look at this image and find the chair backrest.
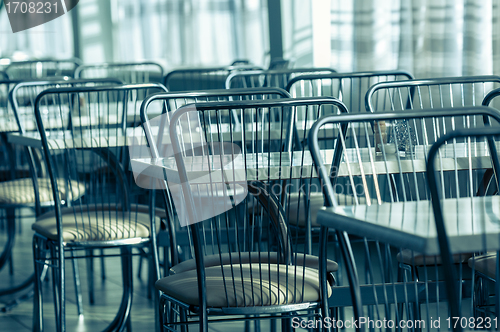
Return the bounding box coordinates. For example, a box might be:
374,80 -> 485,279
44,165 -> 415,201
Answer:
9,78 -> 123,134
5,59 -> 82,79
0,71 -> 7,80
286,70 -> 414,114
366,75 -> 500,113
75,62 -> 164,84
225,68 -> 337,90
139,88 -> 291,137
163,65 -> 260,91
144,97 -> 346,308
308,107 -> 500,207
33,84 -> 166,243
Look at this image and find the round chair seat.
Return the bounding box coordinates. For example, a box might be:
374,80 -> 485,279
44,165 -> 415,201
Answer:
33,205 -> 161,242
0,178 -> 85,205
156,262 -> 332,308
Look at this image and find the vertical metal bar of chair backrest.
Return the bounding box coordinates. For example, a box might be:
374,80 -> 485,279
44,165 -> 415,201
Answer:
75,62 -> 164,84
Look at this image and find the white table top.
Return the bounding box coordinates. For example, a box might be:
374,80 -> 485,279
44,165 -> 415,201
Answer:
0,101 -> 163,133
130,140 -> 497,184
316,196 -> 500,255
7,127 -> 146,149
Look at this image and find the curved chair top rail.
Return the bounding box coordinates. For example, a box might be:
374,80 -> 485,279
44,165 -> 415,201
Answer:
74,61 -> 164,78
285,69 -> 414,93
268,58 -> 291,70
139,87 -> 291,124
482,87 -> 500,106
163,65 -> 261,90
230,59 -> 251,66
5,59 -> 82,78
35,82 -> 166,100
0,76 -> 73,85
307,105 -> 500,209
172,96 -> 348,114
366,75 -> 500,113
6,58 -> 82,67
225,68 -> 337,89
10,77 -> 122,95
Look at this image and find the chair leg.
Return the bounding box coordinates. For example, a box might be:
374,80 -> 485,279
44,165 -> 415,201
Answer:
100,249 -> 106,280
0,208 -> 16,274
180,307 -> 188,332
281,313 -> 292,332
70,252 -> 84,316
32,236 -> 44,332
104,247 -> 134,331
49,241 -> 66,332
85,249 -> 95,304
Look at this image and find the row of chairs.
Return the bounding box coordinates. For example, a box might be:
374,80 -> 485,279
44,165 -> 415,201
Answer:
2,61 -> 500,331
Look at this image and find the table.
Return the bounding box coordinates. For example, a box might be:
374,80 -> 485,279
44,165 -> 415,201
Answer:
316,196 -> 500,255
130,140 -> 499,184
0,101 -> 164,133
7,127 -> 145,149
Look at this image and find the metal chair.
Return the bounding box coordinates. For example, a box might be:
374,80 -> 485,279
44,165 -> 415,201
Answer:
0,79 -> 122,301
75,62 -> 164,84
136,88 -> 292,276
225,68 -> 337,90
308,107 -> 500,331
5,59 -> 82,79
30,84 -> 165,331
138,97 -> 347,331
163,65 -> 260,91
426,126 -> 500,331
